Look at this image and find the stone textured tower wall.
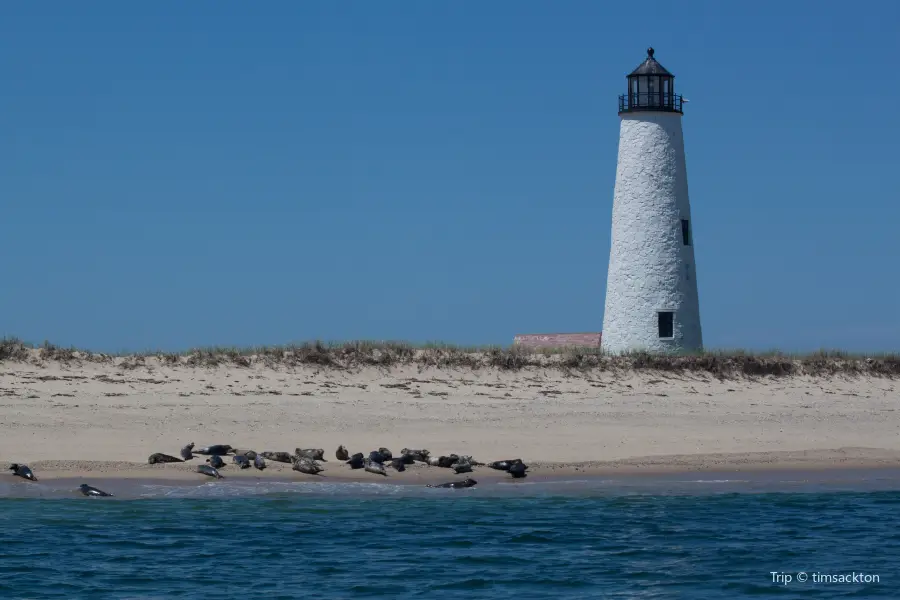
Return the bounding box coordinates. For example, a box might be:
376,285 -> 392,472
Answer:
601,112 -> 702,353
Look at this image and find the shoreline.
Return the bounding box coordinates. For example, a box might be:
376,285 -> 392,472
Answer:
9,447 -> 900,485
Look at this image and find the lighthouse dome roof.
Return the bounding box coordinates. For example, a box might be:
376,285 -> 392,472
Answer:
628,47 -> 672,77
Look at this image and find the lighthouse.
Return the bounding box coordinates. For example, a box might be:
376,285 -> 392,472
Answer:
601,48 -> 703,354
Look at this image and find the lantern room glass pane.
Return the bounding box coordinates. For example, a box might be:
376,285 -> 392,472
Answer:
647,76 -> 660,106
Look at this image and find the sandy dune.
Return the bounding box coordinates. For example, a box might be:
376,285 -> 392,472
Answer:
1,355 -> 899,481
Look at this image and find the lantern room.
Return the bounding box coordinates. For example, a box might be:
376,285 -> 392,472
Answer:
618,47 -> 683,114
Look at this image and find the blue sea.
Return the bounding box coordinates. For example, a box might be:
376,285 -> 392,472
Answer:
2,471 -> 898,599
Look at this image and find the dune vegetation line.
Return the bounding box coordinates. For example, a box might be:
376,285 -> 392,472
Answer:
1,336 -> 898,379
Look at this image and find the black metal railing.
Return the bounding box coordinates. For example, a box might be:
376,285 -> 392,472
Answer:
618,93 -> 683,114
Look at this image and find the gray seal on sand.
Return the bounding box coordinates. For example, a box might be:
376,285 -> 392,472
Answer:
207,455 -> 226,469
401,448 -> 430,462
79,483 -> 113,497
197,464 -> 223,479
346,453 -> 364,469
292,457 -> 324,475
390,457 -> 407,472
253,455 -> 267,470
232,455 -> 251,469
195,444 -> 233,456
8,463 -> 37,482
378,447 -> 393,461
295,448 -> 326,461
335,445 -> 349,461
180,443 -> 195,461
427,477 -> 477,489
148,452 -> 183,465
364,458 -> 387,476
453,460 -> 473,474
232,449 -> 257,460
260,451 -> 293,464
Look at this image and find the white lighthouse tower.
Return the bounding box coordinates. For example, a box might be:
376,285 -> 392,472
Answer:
601,48 -> 703,354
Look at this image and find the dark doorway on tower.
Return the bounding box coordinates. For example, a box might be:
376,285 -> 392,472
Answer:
681,219 -> 691,246
658,311 -> 674,338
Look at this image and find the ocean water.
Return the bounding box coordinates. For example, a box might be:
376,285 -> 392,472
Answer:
2,474 -> 898,599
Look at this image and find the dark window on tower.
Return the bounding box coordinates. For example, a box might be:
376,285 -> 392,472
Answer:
681,219 -> 691,246
658,311 -> 674,338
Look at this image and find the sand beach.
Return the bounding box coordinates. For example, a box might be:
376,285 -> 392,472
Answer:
1,343 -> 899,488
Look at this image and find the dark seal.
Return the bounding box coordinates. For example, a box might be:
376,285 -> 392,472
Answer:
427,478 -> 477,489
487,459 -> 521,471
207,455 -> 226,469
195,444 -> 233,456
197,464 -> 223,479
8,463 -> 37,482
253,455 -> 267,470
390,457 -> 407,472
368,450 -> 387,464
79,484 -> 113,497
148,452 -> 183,465
346,453 -> 365,470
508,461 -> 528,479
233,455 -> 251,469
437,454 -> 460,468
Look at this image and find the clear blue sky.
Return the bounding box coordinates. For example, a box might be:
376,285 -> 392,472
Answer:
2,1 -> 898,353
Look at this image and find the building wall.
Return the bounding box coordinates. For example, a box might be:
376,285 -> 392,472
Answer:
601,112 -> 703,354
513,332 -> 602,349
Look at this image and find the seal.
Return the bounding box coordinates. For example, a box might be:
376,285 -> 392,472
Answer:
79,484 -> 113,497
368,450 -> 387,464
509,461 -> 528,479
148,452 -> 183,465
260,451 -> 293,463
346,453 -> 364,470
427,477 -> 477,489
452,459 -> 473,474
378,447 -> 393,461
180,443 -> 195,461
232,455 -> 251,469
232,449 -> 257,460
195,444 -> 233,456
292,457 -> 324,475
295,448 -> 326,461
253,455 -> 267,470
335,445 -> 349,461
207,455 -> 226,469
390,457 -> 407,472
8,463 -> 37,482
437,454 -> 460,468
401,448 -> 430,462
364,458 -> 387,476
487,459 -> 521,471
197,464 -> 223,479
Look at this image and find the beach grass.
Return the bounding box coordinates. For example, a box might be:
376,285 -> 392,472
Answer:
1,336 -> 897,378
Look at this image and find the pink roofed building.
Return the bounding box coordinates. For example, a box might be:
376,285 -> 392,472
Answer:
512,332 -> 602,349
